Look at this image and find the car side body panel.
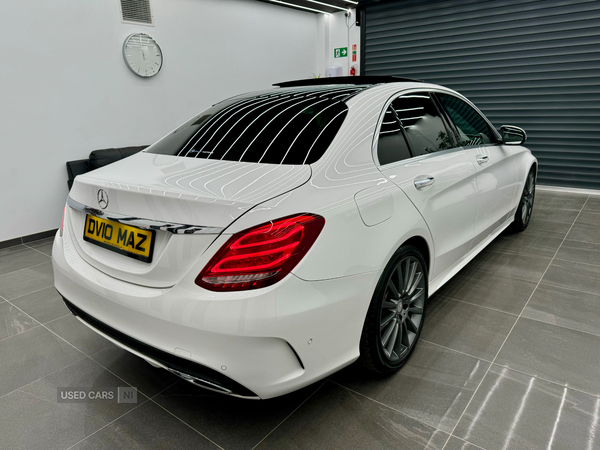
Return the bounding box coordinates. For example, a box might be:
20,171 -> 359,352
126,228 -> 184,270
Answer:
381,149 -> 478,282
467,143 -> 519,249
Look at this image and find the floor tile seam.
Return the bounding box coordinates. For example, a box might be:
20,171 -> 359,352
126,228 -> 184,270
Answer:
3,299 -> 158,398
250,378 -> 330,450
535,280 -> 600,299
523,213 -> 581,222
553,257 -> 600,270
440,194 -> 590,449
44,312 -> 72,325
514,216 -> 578,225
451,435 -> 487,450
532,206 -> 582,214
330,380 -> 457,438
561,237 -> 600,246
2,296 -> 42,328
22,242 -> 52,258
0,245 -> 51,261
5,296 -> 59,326
433,295 -> 520,317
0,323 -> 43,344
484,246 -> 557,261
146,395 -> 226,450
23,237 -> 55,246
536,279 -> 600,299
534,192 -> 592,199
419,339 -> 494,363
533,195 -> 588,202
7,199 -> 588,449
5,291 -> 71,327
6,298 -> 105,362
4,301 -> 197,449
536,186 -> 600,197
41,312 -> 76,327
64,402 -> 148,450
533,197 -> 584,204
64,387 -> 182,450
511,314 -> 600,341
457,262 -> 543,284
0,357 -> 88,401
6,289 -> 305,450
85,352 -> 172,400
42,311 -> 185,400
489,362 -> 600,400
0,244 -> 28,255
0,260 -> 53,280
5,285 -> 57,303
575,208 -> 600,216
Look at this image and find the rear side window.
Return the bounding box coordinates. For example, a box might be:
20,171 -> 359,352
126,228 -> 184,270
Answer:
437,93 -> 494,146
392,93 -> 454,156
146,87 -> 355,165
377,105 -> 412,165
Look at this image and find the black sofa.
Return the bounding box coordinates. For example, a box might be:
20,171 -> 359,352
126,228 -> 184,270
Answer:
66,145 -> 148,190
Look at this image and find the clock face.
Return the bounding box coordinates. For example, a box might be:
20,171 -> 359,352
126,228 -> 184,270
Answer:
122,33 -> 162,78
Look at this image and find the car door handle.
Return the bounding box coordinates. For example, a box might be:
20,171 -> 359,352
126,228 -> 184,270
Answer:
476,155 -> 489,165
414,175 -> 435,190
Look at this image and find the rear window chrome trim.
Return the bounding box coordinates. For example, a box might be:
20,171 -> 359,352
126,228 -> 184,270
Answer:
67,196 -> 225,235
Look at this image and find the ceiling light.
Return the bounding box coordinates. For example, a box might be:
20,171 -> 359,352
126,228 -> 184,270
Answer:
303,0 -> 349,12
265,0 -> 331,14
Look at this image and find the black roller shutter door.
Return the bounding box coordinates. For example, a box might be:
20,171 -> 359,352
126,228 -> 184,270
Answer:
363,0 -> 600,189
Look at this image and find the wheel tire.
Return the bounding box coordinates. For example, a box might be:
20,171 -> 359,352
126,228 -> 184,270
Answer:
510,168 -> 536,233
359,245 -> 428,374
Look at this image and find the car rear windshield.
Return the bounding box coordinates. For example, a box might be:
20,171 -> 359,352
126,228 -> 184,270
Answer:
145,86 -> 360,165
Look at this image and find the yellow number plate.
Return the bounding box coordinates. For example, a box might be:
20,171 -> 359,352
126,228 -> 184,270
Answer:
83,215 -> 155,263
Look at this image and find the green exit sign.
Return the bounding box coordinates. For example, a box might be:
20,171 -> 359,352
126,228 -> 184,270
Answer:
334,47 -> 348,58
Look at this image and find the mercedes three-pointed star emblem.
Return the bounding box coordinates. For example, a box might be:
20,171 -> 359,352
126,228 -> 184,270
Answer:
97,189 -> 109,209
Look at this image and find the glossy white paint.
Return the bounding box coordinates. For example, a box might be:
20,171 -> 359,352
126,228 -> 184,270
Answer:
382,149 -> 478,281
53,226 -> 379,399
70,154 -> 312,228
53,81 -> 537,398
67,155 -> 311,287
354,185 -> 394,227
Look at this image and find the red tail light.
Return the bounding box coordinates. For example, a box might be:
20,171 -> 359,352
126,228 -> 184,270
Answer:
196,214 -> 325,291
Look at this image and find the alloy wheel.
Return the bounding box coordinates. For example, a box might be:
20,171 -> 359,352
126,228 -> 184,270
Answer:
521,173 -> 535,225
379,256 -> 426,362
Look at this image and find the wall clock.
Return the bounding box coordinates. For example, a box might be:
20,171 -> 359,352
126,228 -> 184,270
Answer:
122,33 -> 162,78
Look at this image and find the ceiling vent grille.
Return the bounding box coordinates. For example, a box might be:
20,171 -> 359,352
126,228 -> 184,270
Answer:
120,0 -> 153,25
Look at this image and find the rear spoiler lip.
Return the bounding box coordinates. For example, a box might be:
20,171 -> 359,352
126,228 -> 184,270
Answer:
67,196 -> 225,235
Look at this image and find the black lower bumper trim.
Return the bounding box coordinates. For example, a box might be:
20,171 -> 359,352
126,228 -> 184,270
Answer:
61,297 -> 258,398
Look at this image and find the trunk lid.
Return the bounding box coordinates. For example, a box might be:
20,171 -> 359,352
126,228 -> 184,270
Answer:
66,152 -> 311,287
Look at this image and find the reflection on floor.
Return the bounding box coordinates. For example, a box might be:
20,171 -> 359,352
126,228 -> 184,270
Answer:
1,189 -> 599,450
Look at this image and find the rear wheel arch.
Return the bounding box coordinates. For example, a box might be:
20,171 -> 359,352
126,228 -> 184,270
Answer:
359,241 -> 429,373
401,235 -> 430,273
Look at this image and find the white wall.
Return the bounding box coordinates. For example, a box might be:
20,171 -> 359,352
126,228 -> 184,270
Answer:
0,0 -> 319,242
316,9 -> 361,77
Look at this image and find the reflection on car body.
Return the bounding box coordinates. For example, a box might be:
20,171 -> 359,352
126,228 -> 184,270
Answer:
53,76 -> 536,399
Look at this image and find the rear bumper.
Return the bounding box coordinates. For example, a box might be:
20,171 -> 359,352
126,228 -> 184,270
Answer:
52,230 -> 379,399
61,297 -> 260,398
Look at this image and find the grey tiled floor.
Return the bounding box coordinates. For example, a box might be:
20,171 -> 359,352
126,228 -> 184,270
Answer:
1,189 -> 599,450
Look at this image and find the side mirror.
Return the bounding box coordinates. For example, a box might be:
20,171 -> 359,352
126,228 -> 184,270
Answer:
500,125 -> 527,145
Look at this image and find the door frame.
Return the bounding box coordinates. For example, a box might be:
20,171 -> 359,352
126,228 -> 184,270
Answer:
371,87 -> 503,169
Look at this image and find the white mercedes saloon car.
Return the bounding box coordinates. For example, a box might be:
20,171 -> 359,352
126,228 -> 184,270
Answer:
53,76 -> 537,399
